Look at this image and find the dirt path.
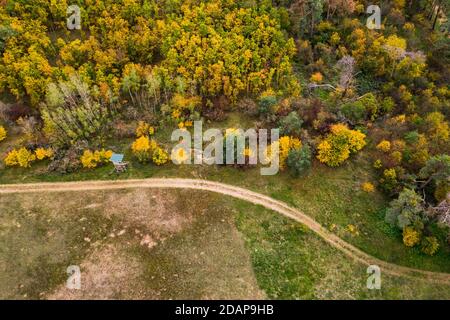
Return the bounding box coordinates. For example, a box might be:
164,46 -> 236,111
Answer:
1,178 -> 450,284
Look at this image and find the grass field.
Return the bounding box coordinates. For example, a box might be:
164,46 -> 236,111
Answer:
1,113 -> 449,276
1,188 -> 449,300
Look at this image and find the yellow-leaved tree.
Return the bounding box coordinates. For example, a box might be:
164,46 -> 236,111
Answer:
35,148 -> 54,160
317,124 -> 366,167
4,148 -> 36,168
132,135 -> 169,165
402,226 -> 421,247
266,136 -> 302,170
80,149 -> 113,169
132,136 -> 156,163
0,126 -> 7,142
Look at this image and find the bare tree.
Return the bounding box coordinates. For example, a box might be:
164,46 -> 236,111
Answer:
430,193 -> 450,227
307,56 -> 356,97
336,56 -> 356,97
325,0 -> 356,20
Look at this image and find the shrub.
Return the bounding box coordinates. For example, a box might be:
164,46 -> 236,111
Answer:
258,95 -> 277,117
403,22 -> 415,32
280,136 -> 301,170
361,93 -> 379,118
4,150 -> 18,167
47,145 -> 82,174
286,145 -> 312,177
419,155 -> 450,188
330,32 -> 341,46
4,148 -> 36,168
136,121 -> 155,137
80,149 -> 113,169
379,168 -> 398,192
376,140 -> 391,153
16,116 -> 40,143
405,134 -> 430,169
404,131 -> 420,144
113,121 -> 136,139
310,72 -> 323,83
341,101 -> 366,124
381,97 -> 395,114
373,159 -> 383,169
132,136 -> 156,163
317,124 -> 366,167
0,126 -> 6,142
402,226 -> 421,247
152,147 -> 169,166
362,182 -> 375,193
425,112 -> 449,150
393,114 -> 407,124
342,93 -> 379,123
201,98 -> 227,122
385,189 -> 426,230
266,136 -> 302,170
420,236 -> 440,256
391,151 -> 402,165
434,180 -> 450,202
279,112 -> 303,136
132,135 -> 167,165
346,224 -> 360,237
236,98 -> 258,116
35,148 -> 54,161
80,151 -> 97,169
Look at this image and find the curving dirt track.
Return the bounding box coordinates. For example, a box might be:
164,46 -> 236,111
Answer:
1,178 -> 449,284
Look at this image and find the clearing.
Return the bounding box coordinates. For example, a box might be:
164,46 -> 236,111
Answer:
1,185 -> 449,299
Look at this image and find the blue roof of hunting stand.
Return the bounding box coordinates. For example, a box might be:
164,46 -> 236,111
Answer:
110,153 -> 124,164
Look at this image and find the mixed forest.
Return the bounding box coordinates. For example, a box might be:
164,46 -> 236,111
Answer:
0,0 -> 449,257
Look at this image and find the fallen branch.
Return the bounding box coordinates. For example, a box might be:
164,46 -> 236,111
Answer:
307,83 -> 336,90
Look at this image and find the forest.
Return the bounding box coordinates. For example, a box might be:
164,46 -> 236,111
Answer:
0,0 -> 449,259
